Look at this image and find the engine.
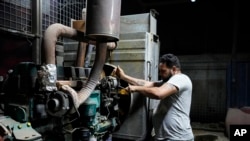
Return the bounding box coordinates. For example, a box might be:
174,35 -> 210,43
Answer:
0,62 -> 130,141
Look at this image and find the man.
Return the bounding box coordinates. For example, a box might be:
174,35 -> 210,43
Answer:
113,53 -> 194,141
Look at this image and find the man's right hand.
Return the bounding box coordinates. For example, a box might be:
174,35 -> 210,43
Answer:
112,65 -> 125,79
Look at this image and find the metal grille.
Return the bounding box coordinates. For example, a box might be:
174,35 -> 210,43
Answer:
42,0 -> 85,32
0,0 -> 85,34
58,0 -> 85,27
0,0 -> 32,33
42,0 -> 59,32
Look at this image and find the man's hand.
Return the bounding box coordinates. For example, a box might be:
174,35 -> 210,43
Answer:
126,84 -> 136,93
112,66 -> 125,79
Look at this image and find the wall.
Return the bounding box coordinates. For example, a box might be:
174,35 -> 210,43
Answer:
179,54 -> 250,122
180,55 -> 227,122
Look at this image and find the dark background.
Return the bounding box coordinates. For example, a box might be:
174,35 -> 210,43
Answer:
121,0 -> 249,56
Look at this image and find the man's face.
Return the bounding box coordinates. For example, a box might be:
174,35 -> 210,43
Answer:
159,62 -> 172,81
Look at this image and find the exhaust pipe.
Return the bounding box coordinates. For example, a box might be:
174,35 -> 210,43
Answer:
62,0 -> 121,110
43,0 -> 121,113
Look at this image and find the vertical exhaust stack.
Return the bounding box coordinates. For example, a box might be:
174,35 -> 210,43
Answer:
85,0 -> 121,42
76,0 -> 121,106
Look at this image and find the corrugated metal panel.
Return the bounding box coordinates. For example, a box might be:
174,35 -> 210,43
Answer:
227,61 -> 250,108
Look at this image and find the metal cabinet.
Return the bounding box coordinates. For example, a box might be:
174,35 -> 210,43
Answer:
109,11 -> 160,140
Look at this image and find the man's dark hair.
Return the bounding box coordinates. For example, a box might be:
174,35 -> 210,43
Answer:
160,53 -> 181,69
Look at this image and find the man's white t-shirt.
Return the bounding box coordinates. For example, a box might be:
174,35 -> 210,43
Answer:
153,73 -> 194,140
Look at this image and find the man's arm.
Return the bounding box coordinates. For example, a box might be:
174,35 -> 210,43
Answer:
128,83 -> 178,99
113,66 -> 154,87
121,74 -> 154,87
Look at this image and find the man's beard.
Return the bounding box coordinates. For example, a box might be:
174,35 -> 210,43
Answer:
162,74 -> 172,82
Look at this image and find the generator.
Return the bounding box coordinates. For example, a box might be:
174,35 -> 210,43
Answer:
0,62 -> 130,141
0,0 -> 160,140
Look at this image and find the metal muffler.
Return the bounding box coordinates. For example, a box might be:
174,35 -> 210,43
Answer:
85,0 -> 121,42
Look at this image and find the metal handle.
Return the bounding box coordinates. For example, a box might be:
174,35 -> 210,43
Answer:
147,61 -> 152,81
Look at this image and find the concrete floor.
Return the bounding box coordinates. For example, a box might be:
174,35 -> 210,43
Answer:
192,122 -> 229,141
194,130 -> 229,141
